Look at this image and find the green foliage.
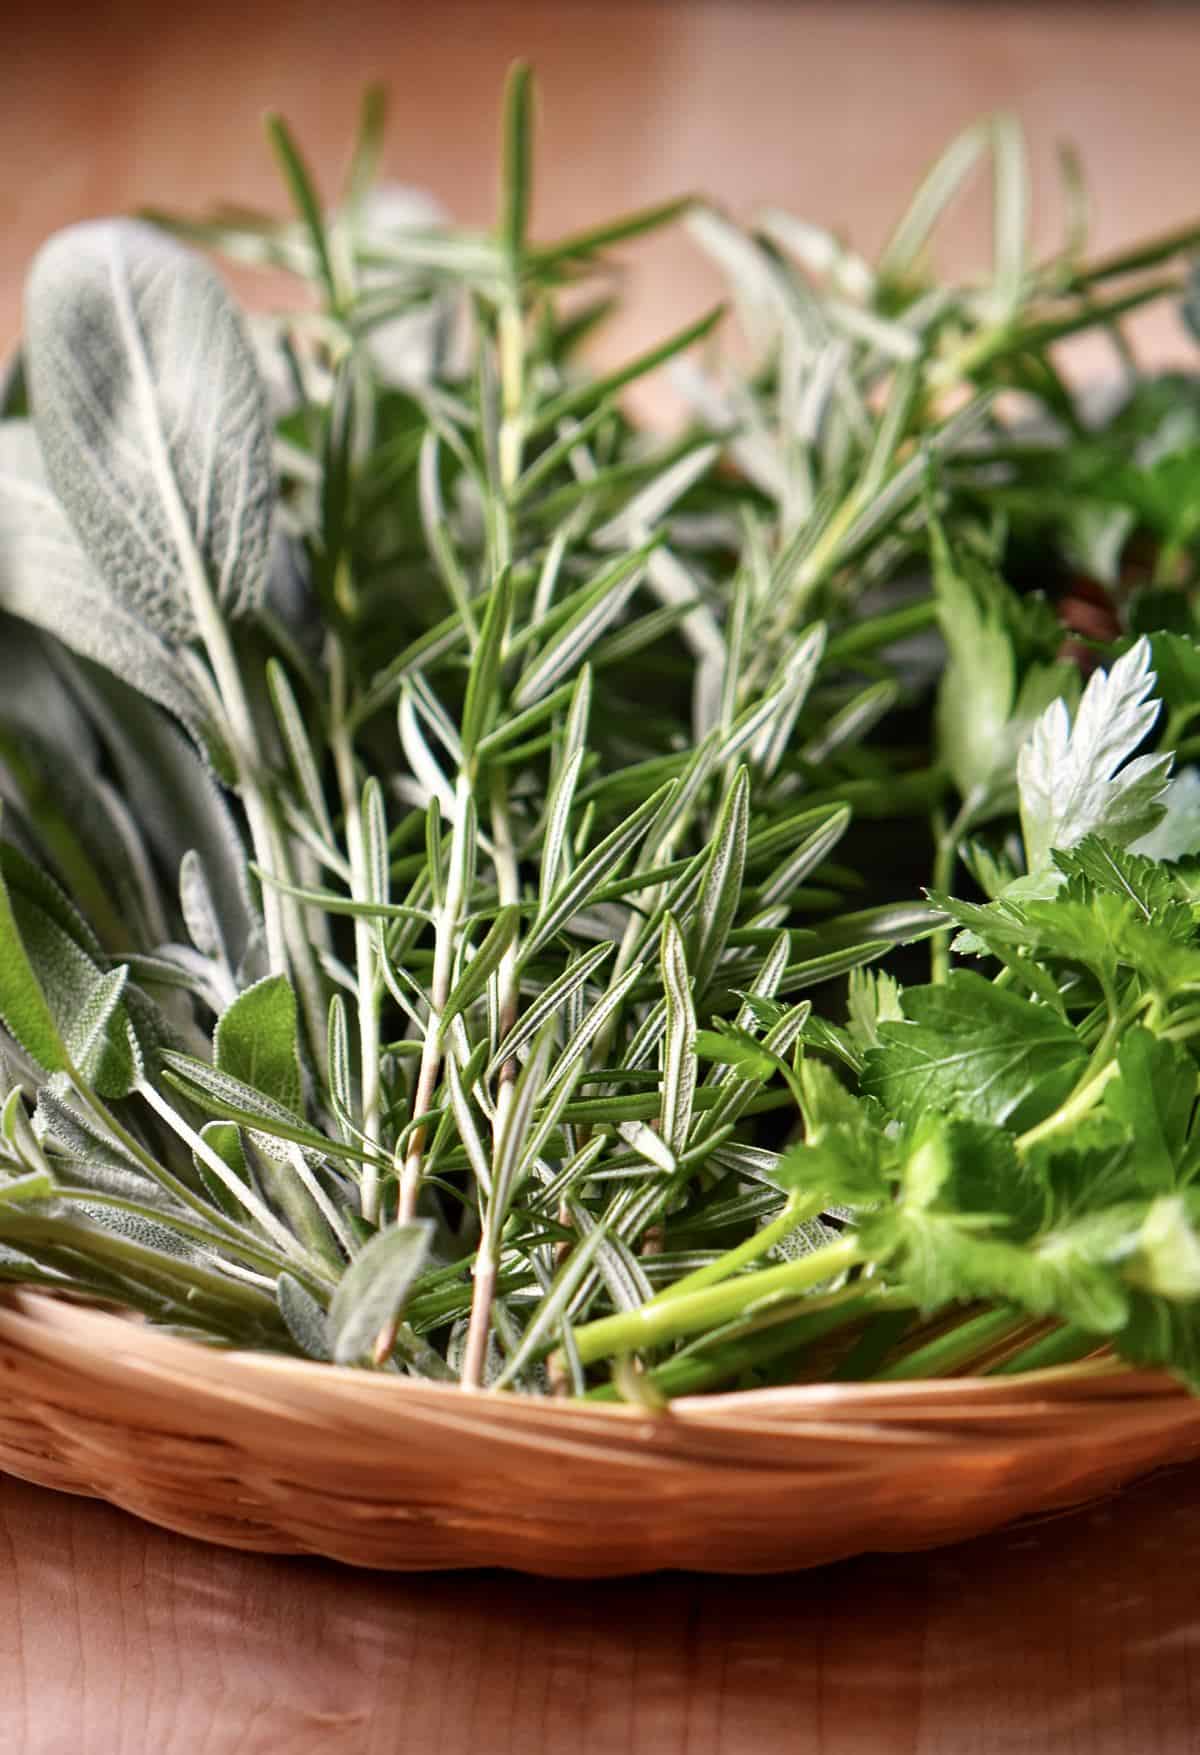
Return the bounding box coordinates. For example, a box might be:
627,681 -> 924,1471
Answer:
862,972 -> 1086,1131
4,74 -> 1200,1403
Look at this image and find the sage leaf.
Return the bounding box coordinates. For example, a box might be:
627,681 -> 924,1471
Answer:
0,424 -> 209,738
61,664 -> 254,969
214,975 -> 303,1115
327,1219 -> 433,1364
0,829 -> 139,1097
25,219 -> 274,641
277,1271 -> 332,1361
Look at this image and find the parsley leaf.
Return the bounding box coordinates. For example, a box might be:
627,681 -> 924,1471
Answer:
862,970 -> 1087,1131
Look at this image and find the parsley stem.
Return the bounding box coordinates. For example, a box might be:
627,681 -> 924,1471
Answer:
929,796 -> 974,982
1015,1059 -> 1122,1152
873,1306 -> 1024,1380
585,1288 -> 875,1401
988,1321 -> 1100,1375
565,1234 -> 861,1367
647,1192 -> 827,1304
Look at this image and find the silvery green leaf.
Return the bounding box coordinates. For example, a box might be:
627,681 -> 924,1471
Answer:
485,1021 -> 557,1248
877,119 -> 990,284
539,748 -> 583,909
180,850 -> 228,963
1018,637 -> 1172,875
327,1219 -> 433,1364
524,783 -> 673,960
720,624 -> 825,775
659,913 -> 697,1152
0,621 -> 97,764
26,219 -> 274,640
570,1201 -> 655,1308
277,1271 -> 332,1361
459,569 -> 510,765
687,207 -> 791,353
160,1051 -> 363,1164
444,1051 -> 493,1197
266,660 -> 334,842
124,947 -> 233,1022
362,779 -> 390,908
69,966 -> 137,1089
0,424 -> 210,739
0,835 -> 140,1098
0,718 -> 159,950
487,941 -> 612,1079
989,114 -> 1029,323
644,547 -> 727,743
591,442 -> 720,547
2,1086 -> 51,1176
441,905 -> 521,1029
0,1169 -> 56,1206
1130,769 -> 1200,863
544,960 -> 645,1095
512,546 -> 651,711
326,994 -> 354,1144
70,1198 -> 203,1261
689,768 -> 749,996
493,1219 -> 610,1391
34,1082 -> 149,1178
616,1119 -> 677,1175
61,661 -> 254,969
757,807 -> 850,910
398,681 -> 456,818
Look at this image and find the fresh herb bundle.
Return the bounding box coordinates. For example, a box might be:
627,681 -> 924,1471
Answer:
2,69 -> 1200,1400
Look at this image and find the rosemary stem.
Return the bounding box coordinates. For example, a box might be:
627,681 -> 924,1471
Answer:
190,569 -> 325,1064
498,296 -> 526,492
397,774 -> 472,1224
460,1254 -> 498,1390
462,768 -> 522,1388
166,503 -> 291,987
331,644 -> 383,1222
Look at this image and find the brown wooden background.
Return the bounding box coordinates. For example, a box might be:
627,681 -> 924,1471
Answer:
5,4 -> 1200,1749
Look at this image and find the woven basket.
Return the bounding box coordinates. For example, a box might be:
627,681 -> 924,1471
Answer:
1,1291 -> 1199,1574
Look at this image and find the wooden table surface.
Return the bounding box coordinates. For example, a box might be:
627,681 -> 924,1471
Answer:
2,1461 -> 1198,1754
6,2 -> 1200,1749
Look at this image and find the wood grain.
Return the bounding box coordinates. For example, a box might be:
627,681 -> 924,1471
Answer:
1,1463 -> 1198,1754
5,2 -> 1200,1747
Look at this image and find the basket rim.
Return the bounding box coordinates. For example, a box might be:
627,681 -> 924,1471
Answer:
0,1287 -> 1188,1430
3,1287 -> 1199,1575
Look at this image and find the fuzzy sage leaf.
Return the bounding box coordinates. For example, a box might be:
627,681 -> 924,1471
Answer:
25,219 -> 275,642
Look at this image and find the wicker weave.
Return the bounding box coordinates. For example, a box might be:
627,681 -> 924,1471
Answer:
0,1292 -> 1198,1574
